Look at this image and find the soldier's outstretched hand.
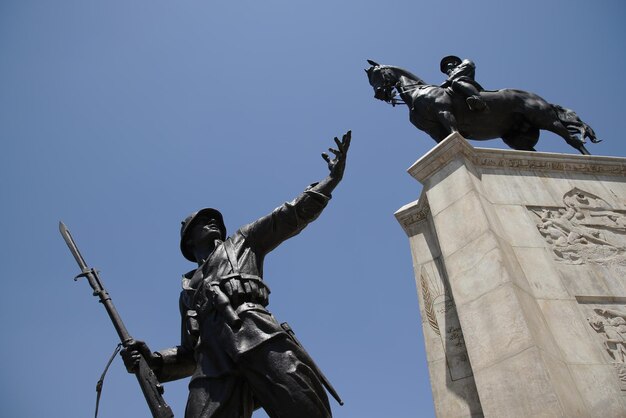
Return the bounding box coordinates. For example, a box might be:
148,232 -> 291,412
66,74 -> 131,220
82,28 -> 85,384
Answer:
321,130 -> 351,181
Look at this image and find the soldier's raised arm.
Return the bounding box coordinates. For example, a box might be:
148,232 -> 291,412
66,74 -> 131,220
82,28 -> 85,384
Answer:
240,131 -> 351,254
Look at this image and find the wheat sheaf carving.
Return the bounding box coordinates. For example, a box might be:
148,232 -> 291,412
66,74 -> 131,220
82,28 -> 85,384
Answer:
420,268 -> 440,336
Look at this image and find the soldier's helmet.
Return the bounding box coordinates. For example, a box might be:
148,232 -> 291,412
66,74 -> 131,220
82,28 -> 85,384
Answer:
440,55 -> 462,73
180,208 -> 226,262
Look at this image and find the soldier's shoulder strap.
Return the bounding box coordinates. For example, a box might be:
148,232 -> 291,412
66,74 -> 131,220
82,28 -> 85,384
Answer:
222,238 -> 240,275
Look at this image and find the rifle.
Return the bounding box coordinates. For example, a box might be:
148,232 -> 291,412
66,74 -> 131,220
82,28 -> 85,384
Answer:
59,222 -> 174,418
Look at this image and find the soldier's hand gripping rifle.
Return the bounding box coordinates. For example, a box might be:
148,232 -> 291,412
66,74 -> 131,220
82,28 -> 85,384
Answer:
59,222 -> 174,418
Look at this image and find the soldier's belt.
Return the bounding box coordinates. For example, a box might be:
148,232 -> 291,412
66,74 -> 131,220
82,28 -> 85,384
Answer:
235,302 -> 269,316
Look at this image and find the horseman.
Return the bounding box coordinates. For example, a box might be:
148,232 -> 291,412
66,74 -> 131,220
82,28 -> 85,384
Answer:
366,59 -> 598,154
440,55 -> 487,112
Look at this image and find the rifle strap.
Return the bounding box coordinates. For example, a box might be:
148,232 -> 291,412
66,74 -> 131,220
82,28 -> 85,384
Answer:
94,343 -> 122,418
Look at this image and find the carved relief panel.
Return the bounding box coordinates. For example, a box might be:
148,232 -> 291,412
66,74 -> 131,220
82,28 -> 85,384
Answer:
531,188 -> 626,390
529,187 -> 626,270
581,299 -> 626,391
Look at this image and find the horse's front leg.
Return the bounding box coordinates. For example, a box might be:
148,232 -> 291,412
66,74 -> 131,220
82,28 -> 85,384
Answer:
436,110 -> 459,137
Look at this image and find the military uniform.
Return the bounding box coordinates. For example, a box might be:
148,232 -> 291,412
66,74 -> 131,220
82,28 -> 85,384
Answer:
440,58 -> 483,91
157,185 -> 333,418
440,56 -> 486,111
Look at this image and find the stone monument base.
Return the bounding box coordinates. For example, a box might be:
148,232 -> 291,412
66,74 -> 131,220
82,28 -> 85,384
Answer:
396,133 -> 626,417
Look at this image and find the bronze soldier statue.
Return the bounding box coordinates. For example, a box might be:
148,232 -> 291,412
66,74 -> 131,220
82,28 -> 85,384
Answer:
122,131 -> 351,418
439,55 -> 486,112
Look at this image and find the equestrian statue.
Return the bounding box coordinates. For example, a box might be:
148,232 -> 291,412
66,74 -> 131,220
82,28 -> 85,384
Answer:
365,57 -> 600,155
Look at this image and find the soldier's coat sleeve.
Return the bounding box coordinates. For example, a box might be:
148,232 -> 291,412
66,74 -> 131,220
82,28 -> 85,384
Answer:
239,184 -> 331,256
154,291 -> 197,382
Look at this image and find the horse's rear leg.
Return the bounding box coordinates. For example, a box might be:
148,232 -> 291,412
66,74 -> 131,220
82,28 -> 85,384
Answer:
548,121 -> 591,155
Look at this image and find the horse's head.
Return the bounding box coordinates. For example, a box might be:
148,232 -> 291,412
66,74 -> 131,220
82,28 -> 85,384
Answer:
365,59 -> 398,103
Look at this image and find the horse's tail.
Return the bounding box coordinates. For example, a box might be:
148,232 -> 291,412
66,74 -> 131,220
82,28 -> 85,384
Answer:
552,104 -> 601,144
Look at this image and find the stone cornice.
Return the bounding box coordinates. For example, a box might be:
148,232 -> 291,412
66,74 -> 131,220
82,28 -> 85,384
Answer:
394,195 -> 430,236
407,133 -> 626,183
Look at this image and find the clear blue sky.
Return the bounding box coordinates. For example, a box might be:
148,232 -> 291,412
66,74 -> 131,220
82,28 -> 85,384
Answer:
1,1 -> 625,417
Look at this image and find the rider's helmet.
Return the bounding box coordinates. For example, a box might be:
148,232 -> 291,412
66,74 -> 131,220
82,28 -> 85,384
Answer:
180,207 -> 226,262
440,55 -> 462,74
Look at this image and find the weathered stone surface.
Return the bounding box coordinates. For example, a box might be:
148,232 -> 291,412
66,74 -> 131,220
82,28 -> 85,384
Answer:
513,247 -> 570,299
596,265 -> 626,295
473,347 -> 564,417
423,156 -> 477,217
408,233 -> 437,265
556,263 -> 612,297
515,285 -> 562,360
429,358 -> 483,418
398,134 -> 626,417
492,233 -> 534,296
536,299 -> 605,364
493,203 -> 546,248
568,364 -> 626,417
458,284 -> 535,371
595,175 -> 626,204
480,169 -> 562,207
431,191 -> 491,258
475,192 -> 507,240
539,351 -> 588,417
443,232 -> 507,306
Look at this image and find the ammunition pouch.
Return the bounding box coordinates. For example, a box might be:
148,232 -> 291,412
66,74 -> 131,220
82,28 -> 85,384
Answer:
220,273 -> 271,308
192,274 -> 270,330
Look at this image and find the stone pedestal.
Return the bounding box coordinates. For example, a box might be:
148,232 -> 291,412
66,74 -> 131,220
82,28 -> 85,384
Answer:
396,133 -> 626,417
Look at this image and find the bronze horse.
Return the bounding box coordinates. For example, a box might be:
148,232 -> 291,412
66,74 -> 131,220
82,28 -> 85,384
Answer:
365,60 -> 599,155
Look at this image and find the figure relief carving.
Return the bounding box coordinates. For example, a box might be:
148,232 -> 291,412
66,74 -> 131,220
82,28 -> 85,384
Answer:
588,307 -> 626,390
420,264 -> 472,380
530,188 -> 626,266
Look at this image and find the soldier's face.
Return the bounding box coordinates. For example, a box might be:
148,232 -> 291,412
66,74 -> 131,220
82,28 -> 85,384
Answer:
189,216 -> 222,248
445,62 -> 457,74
